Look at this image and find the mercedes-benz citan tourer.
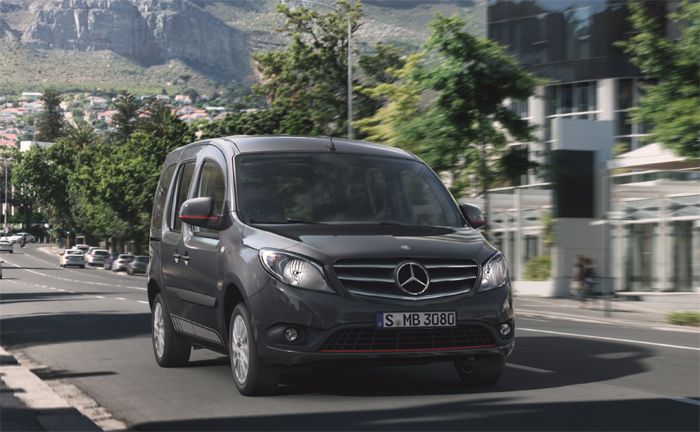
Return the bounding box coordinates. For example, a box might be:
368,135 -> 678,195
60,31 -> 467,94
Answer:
148,136 -> 514,395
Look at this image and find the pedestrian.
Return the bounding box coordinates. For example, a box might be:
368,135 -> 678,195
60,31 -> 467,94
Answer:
571,255 -> 586,305
583,257 -> 598,308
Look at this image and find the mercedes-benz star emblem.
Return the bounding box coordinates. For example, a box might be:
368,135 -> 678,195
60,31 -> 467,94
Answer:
394,261 -> 430,296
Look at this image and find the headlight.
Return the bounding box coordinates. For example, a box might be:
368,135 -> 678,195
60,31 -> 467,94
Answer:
479,254 -> 509,292
259,249 -> 333,293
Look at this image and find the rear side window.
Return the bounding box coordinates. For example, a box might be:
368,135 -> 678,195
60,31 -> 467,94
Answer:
151,164 -> 175,230
194,160 -> 226,236
170,161 -> 196,232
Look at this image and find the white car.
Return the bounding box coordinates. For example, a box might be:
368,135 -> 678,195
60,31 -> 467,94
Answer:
0,240 -> 13,254
9,232 -> 35,243
72,244 -> 91,253
59,249 -> 85,268
85,249 -> 109,266
0,236 -> 14,244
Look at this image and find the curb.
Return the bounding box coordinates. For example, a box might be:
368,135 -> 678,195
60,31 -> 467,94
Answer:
0,347 -> 120,432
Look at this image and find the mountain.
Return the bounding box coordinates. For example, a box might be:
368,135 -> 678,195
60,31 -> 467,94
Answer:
0,0 -> 474,95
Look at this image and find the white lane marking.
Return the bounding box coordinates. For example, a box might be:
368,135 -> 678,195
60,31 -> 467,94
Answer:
57,289 -> 65,292
115,297 -> 126,300
520,328 -> 700,351
1,256 -> 146,291
652,326 -> 700,334
67,290 -> 75,293
669,397 -> 700,407
49,287 -> 56,290
137,300 -> 149,304
506,363 -> 554,374
95,296 -> 105,299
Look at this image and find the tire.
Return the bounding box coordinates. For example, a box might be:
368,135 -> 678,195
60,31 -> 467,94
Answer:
229,304 -> 279,396
454,356 -> 505,387
151,293 -> 191,367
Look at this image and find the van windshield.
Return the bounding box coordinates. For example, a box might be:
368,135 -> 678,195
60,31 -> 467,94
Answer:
235,153 -> 463,228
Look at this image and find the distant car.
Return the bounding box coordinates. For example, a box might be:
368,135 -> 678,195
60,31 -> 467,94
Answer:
0,241 -> 11,254
9,232 -> 35,243
59,249 -> 85,268
127,256 -> 149,275
85,249 -> 109,266
0,236 -> 15,245
111,254 -> 134,272
72,244 -> 91,253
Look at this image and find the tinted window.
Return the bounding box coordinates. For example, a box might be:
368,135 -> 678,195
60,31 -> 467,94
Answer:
151,164 -> 175,230
170,161 -> 196,231
236,153 -> 462,227
194,161 -> 226,235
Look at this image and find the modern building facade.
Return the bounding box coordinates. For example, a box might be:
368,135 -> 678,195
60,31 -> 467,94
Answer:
477,0 -> 699,293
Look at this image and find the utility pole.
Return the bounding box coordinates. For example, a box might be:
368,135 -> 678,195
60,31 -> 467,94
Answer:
1,157 -> 10,237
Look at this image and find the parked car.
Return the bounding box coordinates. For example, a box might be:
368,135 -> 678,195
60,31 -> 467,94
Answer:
0,241 -> 11,254
85,249 -> 109,266
127,256 -> 149,275
59,249 -> 85,268
147,136 -> 514,396
72,244 -> 91,253
9,232 -> 35,243
103,252 -> 119,270
111,254 -> 134,272
0,236 -> 15,245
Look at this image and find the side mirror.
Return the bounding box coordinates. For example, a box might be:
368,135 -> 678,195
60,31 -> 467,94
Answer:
179,197 -> 231,231
459,203 -> 485,229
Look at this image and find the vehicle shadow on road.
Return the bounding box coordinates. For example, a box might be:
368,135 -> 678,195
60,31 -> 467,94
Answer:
132,397 -> 699,431
0,311 -> 150,349
265,336 -> 653,397
0,291 -> 125,305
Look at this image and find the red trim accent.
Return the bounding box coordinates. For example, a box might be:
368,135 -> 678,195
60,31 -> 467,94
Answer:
178,215 -> 218,220
319,344 -> 497,353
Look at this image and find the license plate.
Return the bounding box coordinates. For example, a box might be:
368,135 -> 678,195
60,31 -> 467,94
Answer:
376,311 -> 457,329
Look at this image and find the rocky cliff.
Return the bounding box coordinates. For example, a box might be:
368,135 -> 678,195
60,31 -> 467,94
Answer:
20,0 -> 250,82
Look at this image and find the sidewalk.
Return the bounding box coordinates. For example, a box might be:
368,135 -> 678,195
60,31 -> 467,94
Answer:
0,347 -> 102,432
515,292 -> 700,329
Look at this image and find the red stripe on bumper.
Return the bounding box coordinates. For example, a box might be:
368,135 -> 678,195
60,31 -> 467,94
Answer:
319,344 -> 498,353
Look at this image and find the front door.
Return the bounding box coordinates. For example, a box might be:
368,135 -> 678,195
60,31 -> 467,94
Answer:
178,145 -> 228,346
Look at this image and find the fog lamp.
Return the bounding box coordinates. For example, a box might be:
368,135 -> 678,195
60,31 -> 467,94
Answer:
284,327 -> 299,343
498,323 -> 512,337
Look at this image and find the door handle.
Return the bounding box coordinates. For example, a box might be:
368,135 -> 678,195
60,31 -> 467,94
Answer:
181,253 -> 191,267
172,250 -> 181,264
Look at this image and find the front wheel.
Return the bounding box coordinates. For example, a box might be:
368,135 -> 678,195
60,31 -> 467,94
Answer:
229,304 -> 279,396
151,294 -> 191,367
454,356 -> 505,386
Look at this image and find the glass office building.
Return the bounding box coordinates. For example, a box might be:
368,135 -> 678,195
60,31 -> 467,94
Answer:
478,0 -> 699,292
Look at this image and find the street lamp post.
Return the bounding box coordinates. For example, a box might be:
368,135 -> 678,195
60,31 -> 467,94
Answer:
282,0 -> 354,139
1,157 -> 11,237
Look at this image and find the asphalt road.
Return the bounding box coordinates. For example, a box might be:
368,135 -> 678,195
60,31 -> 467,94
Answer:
1,245 -> 699,431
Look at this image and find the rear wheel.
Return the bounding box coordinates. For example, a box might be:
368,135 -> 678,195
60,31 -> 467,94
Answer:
454,356 -> 505,386
151,294 -> 191,367
229,304 -> 279,396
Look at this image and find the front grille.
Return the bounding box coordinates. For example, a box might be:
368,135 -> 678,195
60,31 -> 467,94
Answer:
320,325 -> 496,352
333,258 -> 479,299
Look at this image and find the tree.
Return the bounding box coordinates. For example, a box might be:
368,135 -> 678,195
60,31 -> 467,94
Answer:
112,92 -> 141,140
357,15 -> 541,237
34,88 -> 64,142
253,0 -> 362,136
617,1 -> 699,157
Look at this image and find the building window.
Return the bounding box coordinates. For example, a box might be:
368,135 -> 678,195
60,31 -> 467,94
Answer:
543,81 -> 598,141
614,78 -> 651,152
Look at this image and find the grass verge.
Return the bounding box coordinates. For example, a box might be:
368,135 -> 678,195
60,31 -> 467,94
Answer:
666,311 -> 700,326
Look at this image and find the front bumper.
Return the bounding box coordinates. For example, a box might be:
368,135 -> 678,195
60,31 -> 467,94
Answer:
248,278 -> 515,366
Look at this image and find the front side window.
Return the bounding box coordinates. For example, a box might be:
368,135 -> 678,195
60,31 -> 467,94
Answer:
194,161 -> 226,235
170,161 -> 196,232
235,153 -> 462,228
151,164 -> 175,230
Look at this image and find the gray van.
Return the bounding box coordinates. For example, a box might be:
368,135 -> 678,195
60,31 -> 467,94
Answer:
148,136 -> 514,396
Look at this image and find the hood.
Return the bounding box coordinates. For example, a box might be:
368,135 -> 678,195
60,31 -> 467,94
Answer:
242,224 -> 494,264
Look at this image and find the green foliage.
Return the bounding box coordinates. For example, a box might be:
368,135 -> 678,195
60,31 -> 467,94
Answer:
666,311 -> 700,327
34,88 -> 65,142
198,108 -> 284,139
253,0 -> 362,136
523,255 -> 551,281
618,1 -> 700,158
112,92 -> 141,140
